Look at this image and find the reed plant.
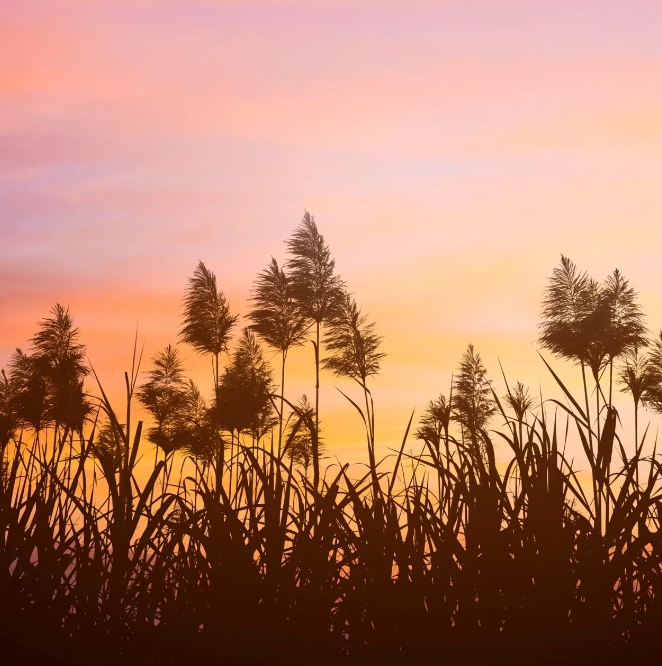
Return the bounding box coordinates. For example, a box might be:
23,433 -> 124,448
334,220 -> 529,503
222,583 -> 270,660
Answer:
2,242 -> 662,665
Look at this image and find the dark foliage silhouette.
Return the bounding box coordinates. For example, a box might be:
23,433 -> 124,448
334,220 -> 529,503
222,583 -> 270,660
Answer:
215,328 -> 276,441
322,290 -> 384,487
138,344 -> 189,456
248,256 -> 308,456
284,394 -> 322,472
452,343 -> 495,464
179,260 -> 238,496
286,211 -> 344,489
4,238 -> 662,665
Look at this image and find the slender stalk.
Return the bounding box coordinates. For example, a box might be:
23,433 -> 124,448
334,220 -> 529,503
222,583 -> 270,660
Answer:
278,351 -> 286,460
363,383 -> 377,493
581,361 -> 593,451
634,399 -> 639,488
313,321 -> 320,490
214,351 -> 223,501
596,374 -> 601,443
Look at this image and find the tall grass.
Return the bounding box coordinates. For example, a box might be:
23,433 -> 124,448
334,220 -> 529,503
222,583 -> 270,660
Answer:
2,245 -> 662,664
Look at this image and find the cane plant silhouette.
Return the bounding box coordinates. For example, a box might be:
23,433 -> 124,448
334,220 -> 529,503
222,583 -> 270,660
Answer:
416,392 -> 452,455
179,260 -> 238,496
0,370 -> 18,453
216,328 -> 276,446
5,237 -> 662,665
284,394 -> 321,473
602,269 -> 648,400
248,257 -> 308,457
7,348 -> 51,434
91,417 -> 127,475
645,333 -> 662,412
539,257 -> 598,436
138,344 -> 189,458
452,343 -> 496,465
286,211 -> 344,489
322,291 -> 384,489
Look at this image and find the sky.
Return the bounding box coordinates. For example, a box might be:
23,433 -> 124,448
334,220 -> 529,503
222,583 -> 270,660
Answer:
1,0 -> 662,465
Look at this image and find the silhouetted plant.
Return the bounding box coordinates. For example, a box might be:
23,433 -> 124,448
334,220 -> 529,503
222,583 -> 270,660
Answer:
539,256 -> 600,444
31,303 -> 90,435
248,257 -> 308,455
323,292 -> 384,386
619,347 -> 658,428
216,329 -> 275,444
323,291 -> 384,486
285,395 -> 322,472
138,344 -> 189,457
540,259 -> 646,445
8,348 -> 52,434
642,331 -> 662,413
602,269 -> 647,392
91,418 -> 127,474
503,381 -> 534,423
180,261 -> 238,491
618,338 -> 662,488
586,269 -> 646,446
178,379 -> 218,463
452,343 -> 495,464
501,380 -> 534,465
286,211 -> 344,488
5,245 -> 662,665
416,393 -> 451,454
415,391 -> 453,505
30,304 -> 86,372
0,370 -> 18,452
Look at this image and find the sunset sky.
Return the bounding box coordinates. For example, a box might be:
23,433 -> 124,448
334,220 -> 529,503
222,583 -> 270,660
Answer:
2,0 -> 662,464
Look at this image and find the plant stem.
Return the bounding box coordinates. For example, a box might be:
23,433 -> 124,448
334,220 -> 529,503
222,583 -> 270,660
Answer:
313,321 -> 320,490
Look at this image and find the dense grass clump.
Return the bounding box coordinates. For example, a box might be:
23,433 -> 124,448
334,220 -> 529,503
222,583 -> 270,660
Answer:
3,219 -> 662,664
